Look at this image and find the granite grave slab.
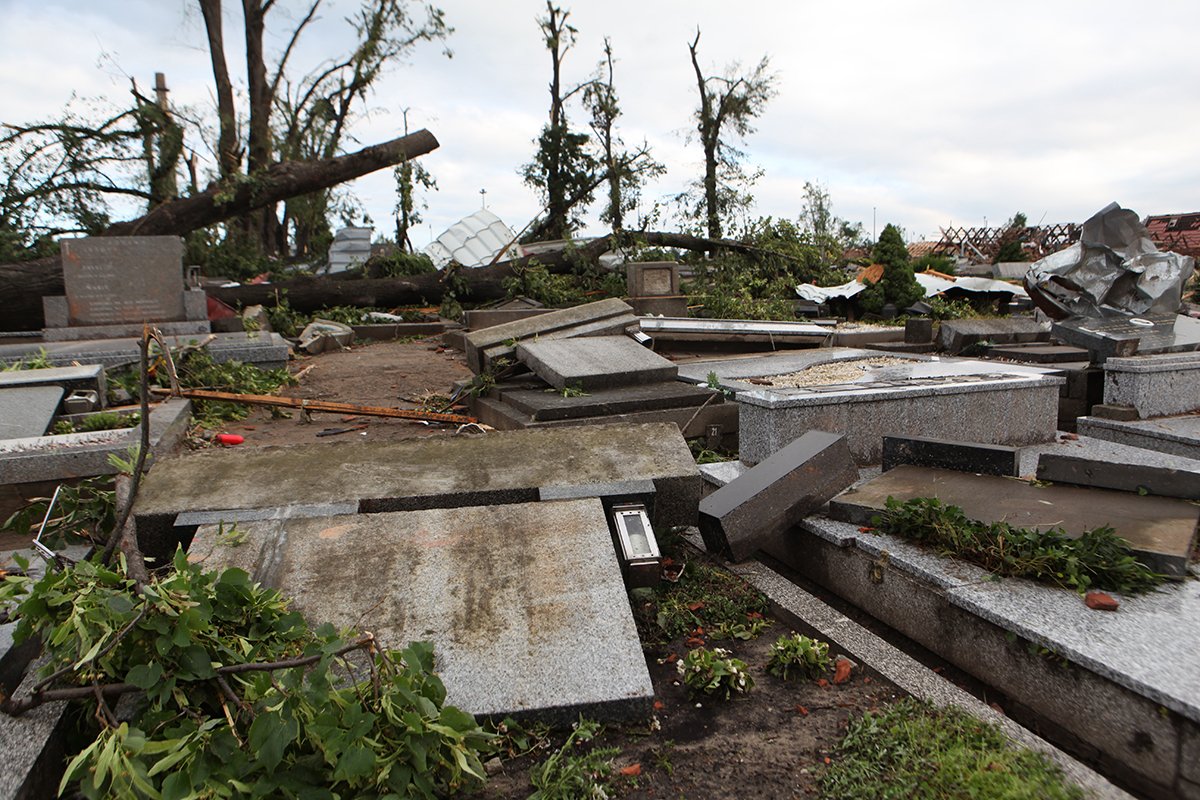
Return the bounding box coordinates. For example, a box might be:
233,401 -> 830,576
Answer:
698,431 -> 857,561
500,381 -> 720,421
45,236 -> 209,341
515,336 -> 677,391
0,364 -> 106,405
1078,414 -> 1200,461
937,318 -> 1049,354
829,464 -> 1198,576
187,500 -> 654,723
135,423 -> 701,560
0,397 -> 191,485
882,435 -> 1019,476
0,331 -> 289,371
1103,351 -> 1200,418
0,386 -> 63,440
463,298 -> 636,373
1037,452 -> 1200,500
689,349 -> 1062,465
777,513 -> 1200,797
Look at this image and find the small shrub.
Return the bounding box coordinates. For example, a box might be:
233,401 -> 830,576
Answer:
368,250 -> 436,277
677,646 -> 754,698
767,633 -> 832,680
649,561 -> 768,640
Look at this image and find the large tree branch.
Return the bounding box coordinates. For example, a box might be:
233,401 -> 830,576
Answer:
0,130 -> 439,329
105,129 -> 438,237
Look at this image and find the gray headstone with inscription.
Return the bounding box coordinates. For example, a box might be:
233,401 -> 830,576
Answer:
43,236 -> 209,341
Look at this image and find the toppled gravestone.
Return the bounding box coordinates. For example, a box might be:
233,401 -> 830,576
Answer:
135,422 -> 700,561
937,318 -> 1049,355
187,499 -> 654,724
698,430 -> 857,561
515,336 -> 677,391
882,434 -> 1019,477
463,297 -> 637,373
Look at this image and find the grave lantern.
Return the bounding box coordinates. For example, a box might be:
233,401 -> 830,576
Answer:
609,502 -> 661,587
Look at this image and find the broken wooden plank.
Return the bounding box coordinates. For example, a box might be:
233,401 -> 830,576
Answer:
150,387 -> 476,425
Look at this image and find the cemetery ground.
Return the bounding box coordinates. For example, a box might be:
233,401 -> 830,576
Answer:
158,336 -> 1089,799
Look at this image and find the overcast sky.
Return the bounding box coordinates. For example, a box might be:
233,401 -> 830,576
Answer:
3,0 -> 1199,247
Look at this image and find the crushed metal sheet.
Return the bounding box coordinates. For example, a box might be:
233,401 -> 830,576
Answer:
1026,202 -> 1195,319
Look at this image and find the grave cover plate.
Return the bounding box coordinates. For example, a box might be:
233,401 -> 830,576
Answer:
188,499 -> 654,722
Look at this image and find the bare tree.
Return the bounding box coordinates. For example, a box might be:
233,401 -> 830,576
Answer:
583,38 -> 664,235
521,2 -> 596,241
686,30 -> 777,240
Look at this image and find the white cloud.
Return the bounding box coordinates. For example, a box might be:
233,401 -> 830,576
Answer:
4,0 -> 1200,246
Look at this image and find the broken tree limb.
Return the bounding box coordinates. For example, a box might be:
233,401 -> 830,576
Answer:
150,387 -> 477,425
0,130 -> 439,329
105,129 -> 438,238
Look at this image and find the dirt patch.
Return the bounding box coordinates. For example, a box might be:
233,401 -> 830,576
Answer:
197,336 -> 474,449
478,619 -> 904,799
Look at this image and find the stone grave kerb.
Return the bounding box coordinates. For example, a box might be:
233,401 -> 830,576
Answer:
43,236 -> 210,341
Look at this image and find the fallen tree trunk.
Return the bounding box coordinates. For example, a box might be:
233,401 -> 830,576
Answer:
196,231 -> 772,313
0,130 -> 439,330
106,129 -> 438,237
0,223 -> 769,328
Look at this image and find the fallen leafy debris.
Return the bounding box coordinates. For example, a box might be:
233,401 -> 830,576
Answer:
872,496 -> 1165,596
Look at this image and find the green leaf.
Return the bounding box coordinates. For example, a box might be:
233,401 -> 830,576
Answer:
177,645 -> 215,679
332,744 -> 375,781
126,662 -> 164,690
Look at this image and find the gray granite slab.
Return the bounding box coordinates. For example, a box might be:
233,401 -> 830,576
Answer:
796,512 -> 1200,726
0,397 -> 191,485
829,464 -> 1199,577
0,364 -> 106,403
135,423 -> 701,559
502,381 -> 716,421
0,386 -> 63,439
948,576 -> 1200,723
697,460 -> 748,489
463,298 -> 635,373
59,236 -> 187,325
1103,350 -> 1200,418
515,336 -> 677,391
188,500 -> 654,723
1078,415 -> 1200,461
1018,432 -> 1200,478
0,332 -> 289,370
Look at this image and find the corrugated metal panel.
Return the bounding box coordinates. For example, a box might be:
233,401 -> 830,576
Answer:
424,209 -> 522,269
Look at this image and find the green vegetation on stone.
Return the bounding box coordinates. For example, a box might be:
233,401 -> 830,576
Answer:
820,699 -> 1084,800
872,496 -> 1165,596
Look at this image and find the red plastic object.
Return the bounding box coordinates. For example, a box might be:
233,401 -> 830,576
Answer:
214,433 -> 244,446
